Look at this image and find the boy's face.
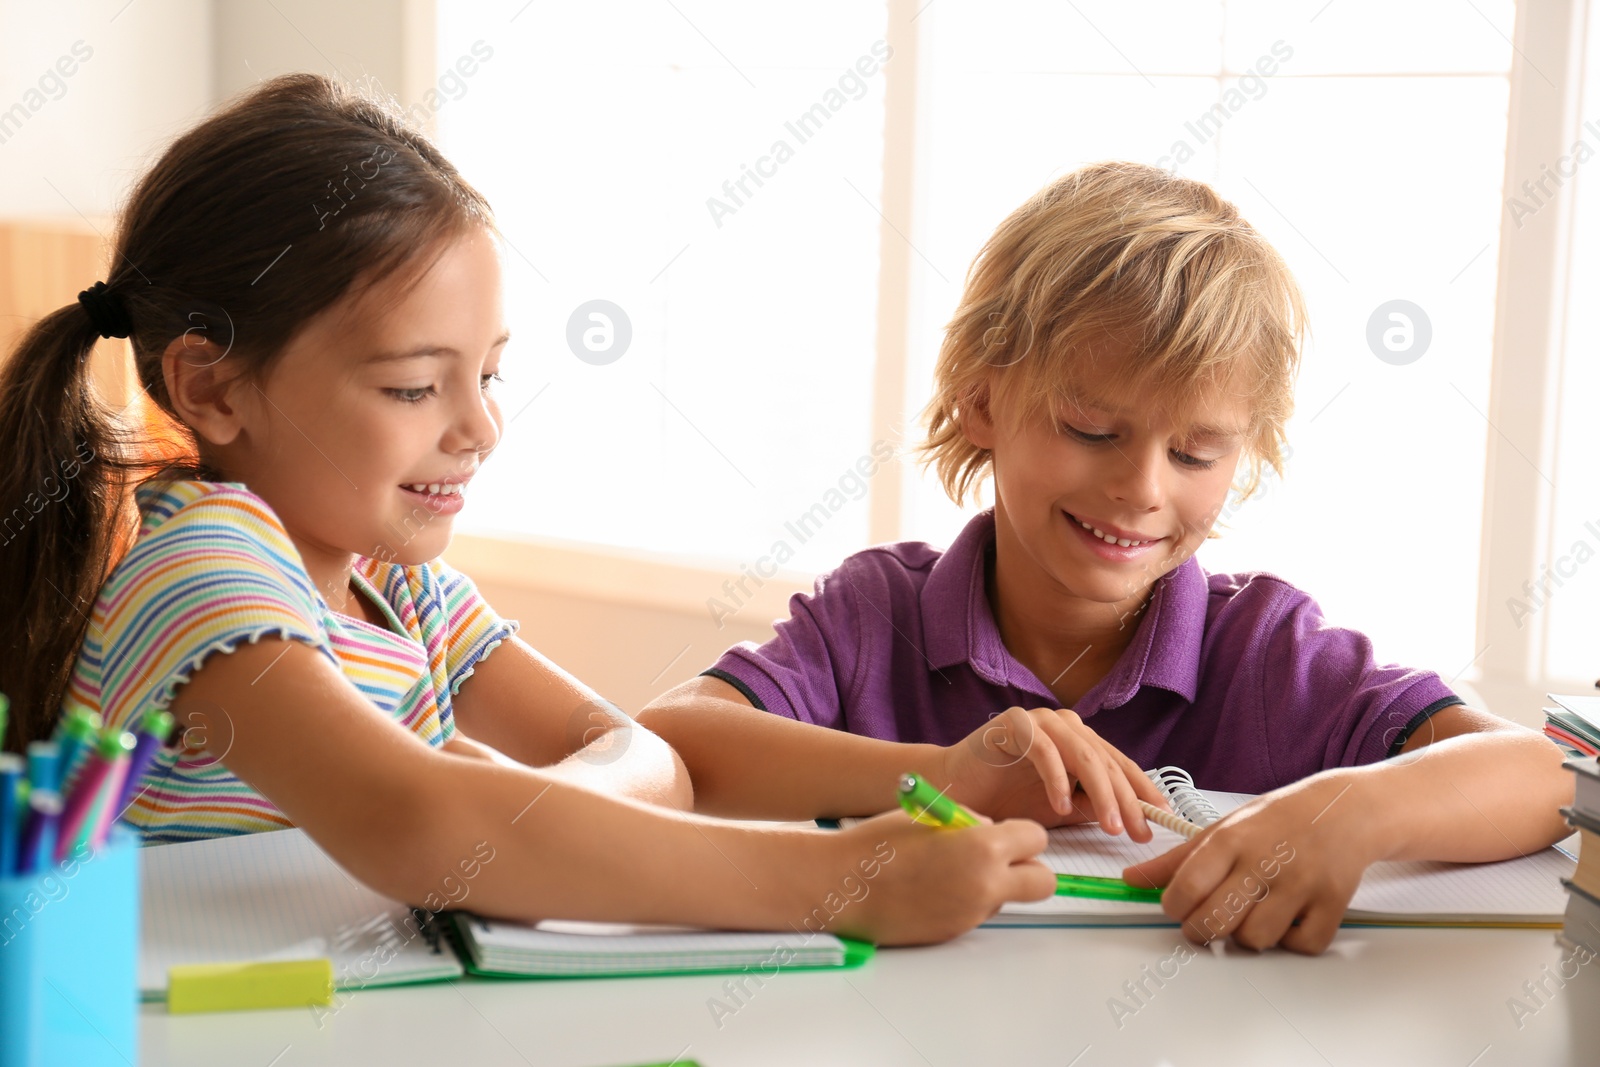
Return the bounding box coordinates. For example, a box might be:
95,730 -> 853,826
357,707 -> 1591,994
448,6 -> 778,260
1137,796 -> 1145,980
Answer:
966,350 -> 1250,610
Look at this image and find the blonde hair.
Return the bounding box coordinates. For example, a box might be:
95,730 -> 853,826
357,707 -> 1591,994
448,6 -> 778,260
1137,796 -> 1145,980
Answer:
918,161 -> 1306,507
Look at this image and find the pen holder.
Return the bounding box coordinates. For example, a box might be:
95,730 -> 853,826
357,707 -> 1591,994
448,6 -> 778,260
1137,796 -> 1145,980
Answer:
0,828 -> 139,1067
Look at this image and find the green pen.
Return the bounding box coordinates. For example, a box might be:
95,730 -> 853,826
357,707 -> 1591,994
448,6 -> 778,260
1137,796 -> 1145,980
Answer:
896,772 -> 979,828
1055,872 -> 1164,903
897,771 -> 1162,903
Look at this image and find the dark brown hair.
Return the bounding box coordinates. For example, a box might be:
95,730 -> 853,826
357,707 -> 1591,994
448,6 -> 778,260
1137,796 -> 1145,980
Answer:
0,73 -> 493,752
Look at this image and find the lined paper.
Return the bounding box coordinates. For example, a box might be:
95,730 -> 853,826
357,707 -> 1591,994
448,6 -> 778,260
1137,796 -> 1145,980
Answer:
140,828 -> 462,998
1347,852 -> 1574,923
845,787 -> 1575,926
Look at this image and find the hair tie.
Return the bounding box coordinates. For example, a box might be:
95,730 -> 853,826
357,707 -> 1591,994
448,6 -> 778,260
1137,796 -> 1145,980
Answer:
77,281 -> 132,339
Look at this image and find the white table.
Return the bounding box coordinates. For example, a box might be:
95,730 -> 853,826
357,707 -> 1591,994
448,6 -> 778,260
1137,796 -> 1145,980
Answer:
139,922 -> 1600,1066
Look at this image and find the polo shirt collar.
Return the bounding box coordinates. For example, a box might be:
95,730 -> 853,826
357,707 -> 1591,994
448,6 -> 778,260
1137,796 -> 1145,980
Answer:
920,509 -> 1205,709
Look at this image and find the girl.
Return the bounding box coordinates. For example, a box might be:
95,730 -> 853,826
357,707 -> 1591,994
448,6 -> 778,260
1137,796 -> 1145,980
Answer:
638,162 -> 1574,954
0,74 -> 1055,945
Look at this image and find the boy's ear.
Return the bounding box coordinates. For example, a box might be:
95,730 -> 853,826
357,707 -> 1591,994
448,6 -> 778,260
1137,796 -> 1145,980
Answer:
162,335 -> 249,448
959,386 -> 997,450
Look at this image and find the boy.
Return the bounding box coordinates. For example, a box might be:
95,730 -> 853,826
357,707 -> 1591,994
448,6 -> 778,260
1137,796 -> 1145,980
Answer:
639,162 -> 1570,954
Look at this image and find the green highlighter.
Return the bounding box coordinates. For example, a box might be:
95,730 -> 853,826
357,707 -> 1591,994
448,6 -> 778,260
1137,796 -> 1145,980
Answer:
1054,872 -> 1163,904
896,772 -> 980,828
895,772 -> 1164,903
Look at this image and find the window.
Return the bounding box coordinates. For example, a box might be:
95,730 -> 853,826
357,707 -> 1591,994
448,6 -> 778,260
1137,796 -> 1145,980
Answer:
902,0 -> 1512,677
440,0 -> 1589,700
437,1 -> 890,575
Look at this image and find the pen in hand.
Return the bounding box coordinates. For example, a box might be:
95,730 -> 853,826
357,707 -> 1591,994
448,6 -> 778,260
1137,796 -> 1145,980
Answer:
896,772 -> 1166,903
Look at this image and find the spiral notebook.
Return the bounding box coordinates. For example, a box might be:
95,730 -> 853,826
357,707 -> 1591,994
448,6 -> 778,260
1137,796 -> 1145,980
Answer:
140,828 -> 868,1000
844,766 -> 1575,927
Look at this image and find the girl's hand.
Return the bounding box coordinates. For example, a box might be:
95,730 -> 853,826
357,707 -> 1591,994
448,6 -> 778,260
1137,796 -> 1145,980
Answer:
1121,773 -> 1377,955
823,811 -> 1055,946
939,705 -> 1170,839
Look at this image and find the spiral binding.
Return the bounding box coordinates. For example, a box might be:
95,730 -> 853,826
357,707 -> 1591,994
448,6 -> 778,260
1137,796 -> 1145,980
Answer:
1145,766 -> 1221,827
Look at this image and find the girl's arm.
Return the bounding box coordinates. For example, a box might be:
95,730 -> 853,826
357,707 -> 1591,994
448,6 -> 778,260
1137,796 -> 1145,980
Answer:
173,637 -> 1056,944
1127,706 -> 1573,955
447,635 -> 692,810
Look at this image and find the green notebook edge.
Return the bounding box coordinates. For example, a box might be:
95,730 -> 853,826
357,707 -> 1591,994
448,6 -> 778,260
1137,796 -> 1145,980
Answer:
446,913 -> 875,981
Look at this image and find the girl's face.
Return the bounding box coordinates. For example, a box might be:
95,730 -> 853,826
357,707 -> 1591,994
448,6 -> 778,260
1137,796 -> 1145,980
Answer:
969,356 -> 1250,610
218,228 -> 507,582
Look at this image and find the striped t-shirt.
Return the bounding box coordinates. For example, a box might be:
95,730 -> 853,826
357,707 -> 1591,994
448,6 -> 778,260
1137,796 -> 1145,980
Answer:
63,479 -> 518,843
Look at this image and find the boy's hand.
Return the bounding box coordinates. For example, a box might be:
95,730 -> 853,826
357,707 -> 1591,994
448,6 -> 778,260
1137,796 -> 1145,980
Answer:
827,811 -> 1056,946
939,705 -> 1170,840
1121,773 -> 1377,955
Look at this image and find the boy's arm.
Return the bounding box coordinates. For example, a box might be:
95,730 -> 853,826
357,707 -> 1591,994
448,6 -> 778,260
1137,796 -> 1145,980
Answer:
448,634 -> 693,811
1127,706 -> 1573,955
638,675 -> 1170,834
1348,704 -> 1571,861
636,675 -> 948,820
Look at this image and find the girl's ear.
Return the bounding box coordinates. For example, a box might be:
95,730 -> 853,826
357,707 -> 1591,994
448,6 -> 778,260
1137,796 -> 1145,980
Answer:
959,384 -> 998,450
162,335 -> 248,447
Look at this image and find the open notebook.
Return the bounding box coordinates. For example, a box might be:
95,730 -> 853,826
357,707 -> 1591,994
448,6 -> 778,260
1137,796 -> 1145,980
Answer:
140,828 -> 865,999
846,766 -> 1576,927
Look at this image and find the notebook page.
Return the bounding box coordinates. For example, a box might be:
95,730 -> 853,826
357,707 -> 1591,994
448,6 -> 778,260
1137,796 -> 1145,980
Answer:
1349,850 -> 1573,921
991,789 -> 1253,918
140,828 -> 462,997
846,789 -> 1573,923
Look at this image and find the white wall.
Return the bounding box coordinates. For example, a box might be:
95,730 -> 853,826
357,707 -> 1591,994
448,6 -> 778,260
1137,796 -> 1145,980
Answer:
211,0 -> 429,113
0,1 -> 212,219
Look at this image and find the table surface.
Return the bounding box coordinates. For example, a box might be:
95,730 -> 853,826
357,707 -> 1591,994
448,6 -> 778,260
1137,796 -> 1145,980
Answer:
139,921 -> 1600,1067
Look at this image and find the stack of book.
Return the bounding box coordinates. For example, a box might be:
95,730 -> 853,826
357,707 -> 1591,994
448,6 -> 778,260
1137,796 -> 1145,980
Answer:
1545,693 -> 1600,757
1559,756 -> 1600,950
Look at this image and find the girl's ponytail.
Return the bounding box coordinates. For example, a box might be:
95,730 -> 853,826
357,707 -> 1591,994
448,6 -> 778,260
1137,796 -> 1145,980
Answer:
0,72 -> 493,753
0,294 -> 137,751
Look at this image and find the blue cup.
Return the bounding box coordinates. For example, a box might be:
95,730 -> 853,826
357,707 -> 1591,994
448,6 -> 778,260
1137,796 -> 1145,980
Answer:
0,829 -> 138,1067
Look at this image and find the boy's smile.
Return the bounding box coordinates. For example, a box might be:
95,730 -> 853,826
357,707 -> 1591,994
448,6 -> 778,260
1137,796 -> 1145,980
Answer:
1061,508 -> 1167,561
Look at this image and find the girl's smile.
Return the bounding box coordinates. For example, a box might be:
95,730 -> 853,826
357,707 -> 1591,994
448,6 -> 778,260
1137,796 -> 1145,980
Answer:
182,228 -> 509,612
400,473 -> 474,515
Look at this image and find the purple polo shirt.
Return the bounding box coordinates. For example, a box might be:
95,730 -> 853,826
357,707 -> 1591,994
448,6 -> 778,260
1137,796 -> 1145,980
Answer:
704,510 -> 1463,794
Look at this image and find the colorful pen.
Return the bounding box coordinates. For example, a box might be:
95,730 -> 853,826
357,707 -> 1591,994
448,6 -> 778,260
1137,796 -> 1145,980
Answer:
113,708 -> 175,817
13,741 -> 58,837
0,753 -> 22,876
55,730 -> 133,862
25,741 -> 59,800
87,738 -> 139,851
896,772 -> 980,828
16,789 -> 62,876
53,708 -> 102,794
